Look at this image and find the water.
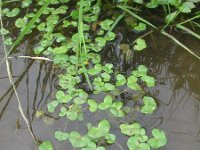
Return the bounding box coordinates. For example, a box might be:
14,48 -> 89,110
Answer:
1,29 -> 200,150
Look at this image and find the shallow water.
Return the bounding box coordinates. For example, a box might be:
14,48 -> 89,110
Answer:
0,30 -> 200,150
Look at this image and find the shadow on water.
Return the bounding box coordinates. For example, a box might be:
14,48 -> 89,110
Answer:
1,28 -> 200,149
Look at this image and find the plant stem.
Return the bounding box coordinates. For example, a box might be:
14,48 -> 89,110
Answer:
176,24 -> 200,40
0,1 -> 50,67
178,14 -> 200,25
78,0 -> 93,91
0,2 -> 37,144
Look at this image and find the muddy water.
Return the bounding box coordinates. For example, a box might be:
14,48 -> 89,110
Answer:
0,31 -> 200,150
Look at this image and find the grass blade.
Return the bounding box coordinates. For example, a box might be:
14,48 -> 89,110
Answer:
161,31 -> 200,60
78,0 -> 93,91
0,1 -> 50,66
105,13 -> 125,37
176,24 -> 200,40
117,5 -> 157,29
118,6 -> 200,60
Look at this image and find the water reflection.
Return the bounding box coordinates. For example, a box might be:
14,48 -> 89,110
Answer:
0,30 -> 200,150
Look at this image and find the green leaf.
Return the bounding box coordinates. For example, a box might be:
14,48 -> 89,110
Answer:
59,107 -> 67,117
132,65 -> 147,77
39,140 -> 53,150
134,22 -> 146,32
105,32 -> 116,41
165,11 -> 178,23
148,129 -> 167,148
47,101 -> 58,113
103,63 -> 113,74
100,19 -> 114,30
4,37 -> 13,46
133,0 -> 143,4
22,0 -> 32,8
110,102 -> 125,117
37,22 -> 46,31
56,90 -> 72,103
120,123 -> 142,136
52,6 -> 68,14
134,38 -> 147,51
141,96 -> 157,114
116,74 -> 126,86
141,75 -> 155,87
127,75 -> 141,90
54,131 -> 69,141
127,136 -> 150,150
74,91 -> 88,105
88,64 -> 102,75
3,8 -> 20,17
101,72 -> 111,82
87,120 -> 111,139
52,45 -> 68,54
69,55 -> 78,64
53,55 -> 69,65
110,107 -> 125,118
98,95 -> 113,110
178,2 -> 195,13
0,28 -> 9,35
146,0 -> 158,8
69,131 -> 90,148
105,134 -> 116,144
103,83 -> 115,91
15,18 -> 27,28
169,0 -> 182,7
87,99 -> 98,112
95,37 -> 106,47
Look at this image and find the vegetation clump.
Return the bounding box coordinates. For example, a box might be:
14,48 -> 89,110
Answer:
1,0 -> 200,149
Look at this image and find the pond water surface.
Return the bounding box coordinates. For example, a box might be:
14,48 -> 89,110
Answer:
0,30 -> 200,150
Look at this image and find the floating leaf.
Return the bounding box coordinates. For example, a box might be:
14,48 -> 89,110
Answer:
178,2 -> 195,13
127,136 -> 150,150
134,22 -> 146,32
95,37 -> 106,47
3,8 -> 20,17
141,96 -> 156,114
52,45 -> 68,54
54,131 -> 69,141
98,95 -> 113,110
105,134 -> 116,144
105,32 -> 116,41
100,19 -> 114,30
69,131 -> 90,148
141,75 -> 155,87
146,0 -> 158,8
127,75 -> 141,90
133,0 -> 144,4
120,123 -> 142,136
15,18 -> 26,28
134,38 -> 147,51
148,129 -> 167,148
56,90 -> 72,103
59,107 -> 67,117
103,63 -> 113,74
47,101 -> 58,113
101,72 -> 111,82
103,83 -> 115,91
110,102 -> 125,117
87,120 -> 110,139
39,140 -> 53,150
116,74 -> 126,86
87,99 -> 98,112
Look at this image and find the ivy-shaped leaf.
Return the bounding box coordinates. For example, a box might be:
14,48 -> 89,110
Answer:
141,96 -> 156,114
